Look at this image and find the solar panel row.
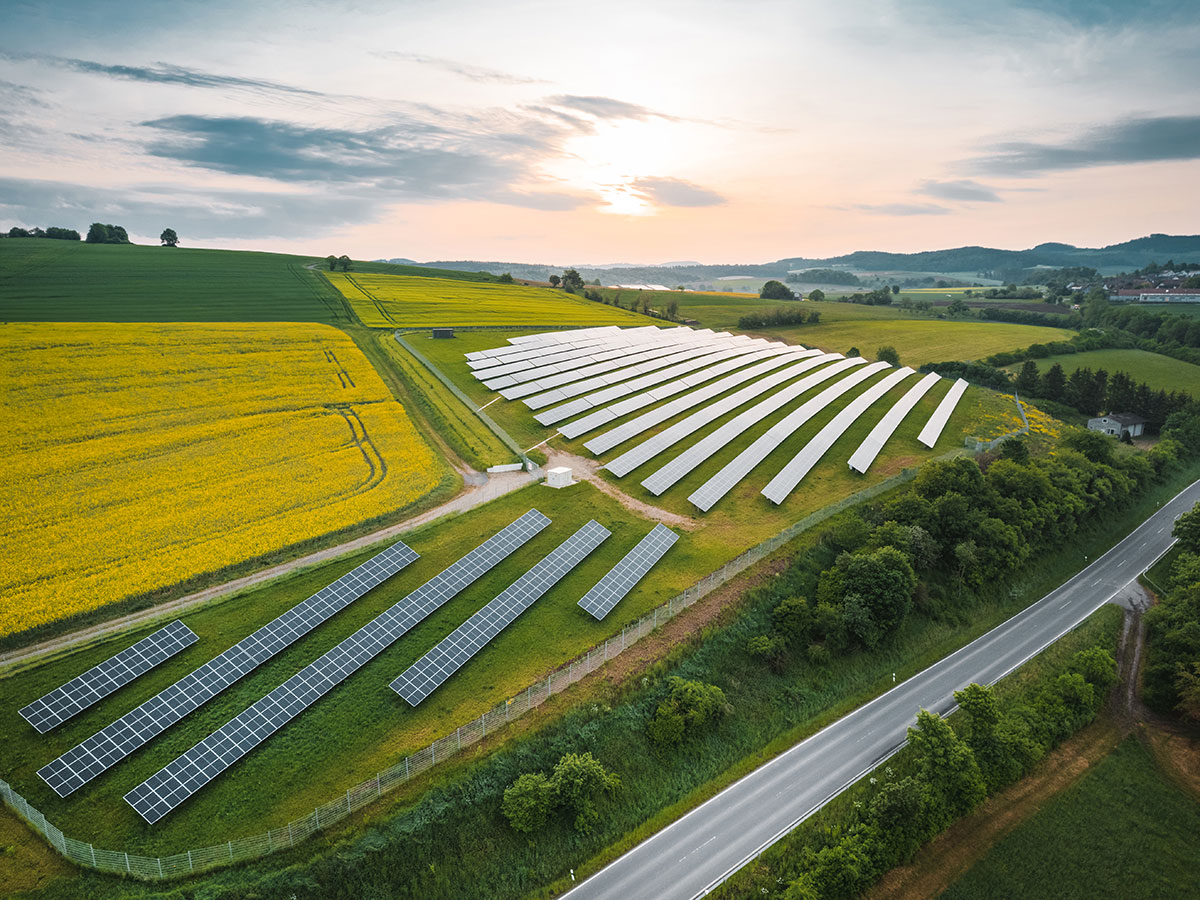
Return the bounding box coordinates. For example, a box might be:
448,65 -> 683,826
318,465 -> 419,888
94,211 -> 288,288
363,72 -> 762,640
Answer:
559,345 -> 805,441
636,356 -> 868,494
469,331 -> 622,372
38,540 -> 419,798
469,326 -> 622,360
391,520 -> 611,706
534,341 -> 775,427
918,378 -> 969,448
577,524 -> 678,620
760,367 -> 915,505
686,361 -> 892,512
19,620 -> 199,734
124,511 -> 549,824
847,372 -> 941,474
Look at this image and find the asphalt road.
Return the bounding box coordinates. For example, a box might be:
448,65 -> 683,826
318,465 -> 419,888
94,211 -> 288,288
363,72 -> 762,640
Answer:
564,477 -> 1200,900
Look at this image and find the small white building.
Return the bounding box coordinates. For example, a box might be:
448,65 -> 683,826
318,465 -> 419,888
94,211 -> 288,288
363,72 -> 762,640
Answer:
545,466 -> 574,488
1087,413 -> 1146,439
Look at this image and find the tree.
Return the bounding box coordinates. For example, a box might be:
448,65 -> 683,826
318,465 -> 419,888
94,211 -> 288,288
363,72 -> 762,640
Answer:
549,274 -> 561,287
562,268 -> 585,291
847,346 -> 861,357
159,228 -> 179,247
85,222 -> 108,243
947,297 -> 969,316
891,284 -> 900,294
501,772 -> 555,832
907,709 -> 986,824
666,298 -> 679,319
876,345 -> 900,366
550,752 -> 620,833
647,677 -> 728,747
1015,360 -> 1040,396
337,254 -> 352,272
498,272 -> 514,283
1041,362 -> 1067,401
326,255 -> 338,271
1173,504 -> 1200,554
819,547 -> 917,647
807,288 -> 825,302
759,280 -> 795,301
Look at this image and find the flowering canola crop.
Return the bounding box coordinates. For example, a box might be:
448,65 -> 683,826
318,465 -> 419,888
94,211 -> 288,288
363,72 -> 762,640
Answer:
0,323 -> 443,637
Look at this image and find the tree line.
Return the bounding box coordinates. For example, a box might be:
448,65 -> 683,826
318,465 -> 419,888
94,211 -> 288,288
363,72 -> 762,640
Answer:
5,225 -> 80,240
1144,503 -> 1200,722
737,307 -> 821,330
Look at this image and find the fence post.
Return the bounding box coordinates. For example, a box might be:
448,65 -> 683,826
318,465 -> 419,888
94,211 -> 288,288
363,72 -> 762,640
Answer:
315,806 -> 320,828
346,789 -> 352,813
158,857 -> 164,877
457,727 -> 462,750
376,775 -> 381,798
188,849 -> 193,872
89,844 -> 96,867
288,820 -> 295,847
405,756 -> 410,780
481,713 -> 486,738
124,852 -> 130,874
228,840 -> 234,860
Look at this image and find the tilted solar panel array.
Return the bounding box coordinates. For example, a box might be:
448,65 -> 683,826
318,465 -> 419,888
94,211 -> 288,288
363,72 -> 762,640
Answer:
480,329 -> 693,390
124,511 -> 549,824
847,372 -> 942,474
20,620 -> 199,734
761,367 -> 915,505
391,520 -> 611,706
38,541 -> 419,798
638,356 -> 869,495
577,524 -> 678,620
687,361 -> 892,512
559,346 -> 808,440
918,378 -> 969,447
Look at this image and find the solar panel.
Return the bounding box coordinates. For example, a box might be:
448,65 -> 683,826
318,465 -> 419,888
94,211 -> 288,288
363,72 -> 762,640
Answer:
500,333 -> 724,400
19,621 -> 198,734
577,524 -> 678,620
847,372 -> 941,474
918,378 -> 969,448
686,361 -> 892,512
38,540 -> 419,799
124,512 -> 548,824
599,352 -> 842,473
469,332 -> 621,371
761,368 -> 915,505
558,346 -> 811,441
391,520 -> 611,706
535,342 -> 776,427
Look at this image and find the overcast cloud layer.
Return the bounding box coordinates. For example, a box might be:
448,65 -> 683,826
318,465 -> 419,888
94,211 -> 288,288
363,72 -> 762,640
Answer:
1,0 -> 1197,260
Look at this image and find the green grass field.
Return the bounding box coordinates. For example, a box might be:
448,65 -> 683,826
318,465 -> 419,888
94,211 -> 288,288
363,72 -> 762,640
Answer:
940,737 -> 1200,900
1005,348 -> 1200,398
0,480 -> 724,854
0,240 -> 512,323
326,272 -> 653,328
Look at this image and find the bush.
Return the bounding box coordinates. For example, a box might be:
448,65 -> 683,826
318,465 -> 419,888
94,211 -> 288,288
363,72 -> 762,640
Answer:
647,676 -> 728,747
501,772 -> 555,833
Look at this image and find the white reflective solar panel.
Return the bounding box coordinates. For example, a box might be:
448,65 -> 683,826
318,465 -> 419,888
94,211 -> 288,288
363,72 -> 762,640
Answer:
472,338 -> 622,377
761,368 -> 915,505
559,346 -> 810,441
535,342 -> 775,427
124,511 -> 549,824
597,351 -> 838,470
638,355 -> 864,494
686,361 -> 892,512
502,334 -> 724,401
481,329 -> 699,389
577,524 -> 678,620
466,327 -> 617,361
38,541 -> 419,798
918,378 -> 969,448
390,521 -> 611,706
20,621 -> 199,734
847,372 -> 941,474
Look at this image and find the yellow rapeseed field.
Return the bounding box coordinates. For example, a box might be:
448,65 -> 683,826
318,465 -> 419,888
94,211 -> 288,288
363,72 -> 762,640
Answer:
325,272 -> 652,327
0,323 -> 444,638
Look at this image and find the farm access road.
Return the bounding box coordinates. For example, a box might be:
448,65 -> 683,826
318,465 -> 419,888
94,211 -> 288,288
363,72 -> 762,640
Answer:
564,477 -> 1200,900
0,468 -> 534,676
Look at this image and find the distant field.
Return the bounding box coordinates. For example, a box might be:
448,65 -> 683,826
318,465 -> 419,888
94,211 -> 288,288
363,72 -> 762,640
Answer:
940,737 -> 1200,900
0,240 -> 506,323
769,318 -> 1074,367
1005,348 -> 1200,397
0,323 -> 448,639
326,272 -> 653,328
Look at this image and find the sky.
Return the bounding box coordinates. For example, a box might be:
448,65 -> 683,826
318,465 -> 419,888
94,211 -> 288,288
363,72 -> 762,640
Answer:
1,0 -> 1198,264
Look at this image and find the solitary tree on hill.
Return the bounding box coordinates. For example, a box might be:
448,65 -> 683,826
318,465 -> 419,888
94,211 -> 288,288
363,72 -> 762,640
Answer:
760,280 -> 795,301
159,228 -> 179,247
326,255 -> 338,271
337,255 -> 352,272
549,274 -> 561,287
562,268 -> 585,291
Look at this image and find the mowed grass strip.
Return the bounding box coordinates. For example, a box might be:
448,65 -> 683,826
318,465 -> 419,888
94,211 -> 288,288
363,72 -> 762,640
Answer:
0,322 -> 448,640
939,737 -> 1200,900
324,272 -> 654,327
1004,348 -> 1200,398
0,482 -> 709,853
0,240 -> 353,322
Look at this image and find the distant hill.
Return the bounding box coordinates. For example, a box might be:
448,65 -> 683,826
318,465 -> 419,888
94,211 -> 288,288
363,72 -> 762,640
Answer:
382,234 -> 1200,285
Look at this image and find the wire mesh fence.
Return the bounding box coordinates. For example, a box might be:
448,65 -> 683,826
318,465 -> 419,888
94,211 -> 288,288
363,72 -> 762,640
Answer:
1,464 -> 927,880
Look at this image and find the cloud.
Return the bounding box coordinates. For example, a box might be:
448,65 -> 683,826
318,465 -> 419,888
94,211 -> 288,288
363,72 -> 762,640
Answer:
967,114 -> 1200,175
844,202 -> 951,216
546,94 -> 680,122
631,177 -> 725,207
918,179 -> 1001,202
378,52 -> 548,85
0,50 -> 327,98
